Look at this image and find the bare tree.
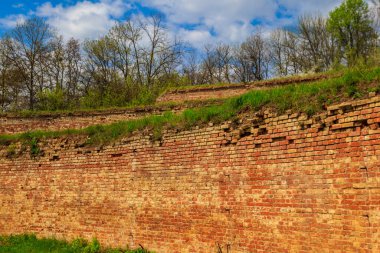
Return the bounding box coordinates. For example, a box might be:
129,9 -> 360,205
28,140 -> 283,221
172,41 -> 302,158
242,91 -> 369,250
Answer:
233,32 -> 270,83
83,36 -> 117,104
199,43 -> 233,84
182,49 -> 200,85
65,38 -> 82,104
5,17 -> 54,110
0,38 -> 25,111
122,20 -> 144,86
199,45 -> 217,84
140,16 -> 183,87
0,39 -> 12,110
298,15 -> 337,72
215,44 -> 233,83
269,29 -> 289,76
108,22 -> 133,82
48,35 -> 65,90
283,30 -> 303,74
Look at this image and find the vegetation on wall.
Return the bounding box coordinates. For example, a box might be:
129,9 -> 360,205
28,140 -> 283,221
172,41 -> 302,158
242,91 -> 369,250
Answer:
0,67 -> 379,151
0,234 -> 152,253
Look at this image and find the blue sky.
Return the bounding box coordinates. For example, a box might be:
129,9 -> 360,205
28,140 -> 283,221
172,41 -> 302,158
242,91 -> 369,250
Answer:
0,0 -> 342,48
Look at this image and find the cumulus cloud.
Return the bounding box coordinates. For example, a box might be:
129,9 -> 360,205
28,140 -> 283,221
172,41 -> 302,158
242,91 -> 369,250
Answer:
137,0 -> 278,46
35,0 -> 130,40
279,0 -> 340,16
0,14 -> 26,29
0,0 -> 343,46
136,0 -> 341,47
176,28 -> 214,49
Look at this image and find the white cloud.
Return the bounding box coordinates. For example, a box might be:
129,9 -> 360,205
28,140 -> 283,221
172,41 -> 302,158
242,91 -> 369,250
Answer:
138,0 -> 278,45
0,14 -> 26,29
279,0 -> 340,17
136,0 -> 341,47
35,0 -> 130,40
177,28 -> 214,49
0,0 -> 344,47
12,3 -> 25,9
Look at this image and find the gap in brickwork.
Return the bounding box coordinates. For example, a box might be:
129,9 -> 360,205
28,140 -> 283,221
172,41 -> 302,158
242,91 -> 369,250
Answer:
341,105 -> 354,113
49,155 -> 60,161
258,128 -> 268,135
272,136 -> 286,143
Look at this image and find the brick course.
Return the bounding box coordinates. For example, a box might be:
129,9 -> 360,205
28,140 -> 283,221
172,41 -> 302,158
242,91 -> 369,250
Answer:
0,96 -> 380,252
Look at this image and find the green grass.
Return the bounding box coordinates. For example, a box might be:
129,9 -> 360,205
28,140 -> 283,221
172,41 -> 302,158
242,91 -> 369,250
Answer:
0,234 -> 152,253
0,98 -> 224,119
1,67 -> 379,150
163,70 -> 339,93
0,102 -> 178,118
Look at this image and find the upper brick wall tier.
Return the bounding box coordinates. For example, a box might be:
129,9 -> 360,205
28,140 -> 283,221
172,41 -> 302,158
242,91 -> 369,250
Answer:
0,107 -> 185,135
157,73 -> 336,103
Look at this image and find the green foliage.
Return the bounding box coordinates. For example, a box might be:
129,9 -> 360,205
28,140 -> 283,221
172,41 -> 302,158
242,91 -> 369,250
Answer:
79,81 -> 164,109
327,0 -> 377,66
80,90 -> 103,109
37,87 -> 67,111
0,234 -> 152,253
17,134 -> 42,158
71,238 -> 88,252
30,138 -> 40,157
83,238 -> 100,253
0,234 -> 74,253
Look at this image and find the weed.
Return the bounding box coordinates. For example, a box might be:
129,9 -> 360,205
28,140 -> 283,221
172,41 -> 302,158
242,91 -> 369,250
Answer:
29,137 -> 41,158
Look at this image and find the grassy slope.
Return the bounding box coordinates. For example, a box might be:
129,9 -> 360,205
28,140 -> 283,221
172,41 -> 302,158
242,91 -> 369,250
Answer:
163,71 -> 339,93
0,234 -> 152,253
1,71 -> 337,119
0,99 -> 225,119
0,67 -> 379,148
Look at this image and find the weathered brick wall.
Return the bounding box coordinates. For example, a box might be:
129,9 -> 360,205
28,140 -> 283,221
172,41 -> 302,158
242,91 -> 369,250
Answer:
157,74 -> 334,103
157,85 -> 252,103
0,108 -> 180,135
1,96 -> 380,253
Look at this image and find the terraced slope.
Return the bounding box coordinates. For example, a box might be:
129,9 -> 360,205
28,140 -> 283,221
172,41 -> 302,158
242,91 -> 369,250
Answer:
157,72 -> 339,103
0,72 -> 341,135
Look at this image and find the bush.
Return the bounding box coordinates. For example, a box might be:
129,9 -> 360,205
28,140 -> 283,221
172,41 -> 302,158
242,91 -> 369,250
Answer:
37,87 -> 66,111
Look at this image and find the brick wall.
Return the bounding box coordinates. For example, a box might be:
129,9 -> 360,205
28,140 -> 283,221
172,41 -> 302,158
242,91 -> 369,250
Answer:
157,74 -> 335,103
0,96 -> 380,252
0,107 -> 181,135
156,85 -> 252,103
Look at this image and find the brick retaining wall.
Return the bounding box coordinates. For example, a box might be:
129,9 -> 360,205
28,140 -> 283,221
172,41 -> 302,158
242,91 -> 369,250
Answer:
0,96 -> 379,252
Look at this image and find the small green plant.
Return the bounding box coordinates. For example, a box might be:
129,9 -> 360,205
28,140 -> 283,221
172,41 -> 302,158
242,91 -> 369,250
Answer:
29,137 -> 41,158
6,143 -> 17,158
